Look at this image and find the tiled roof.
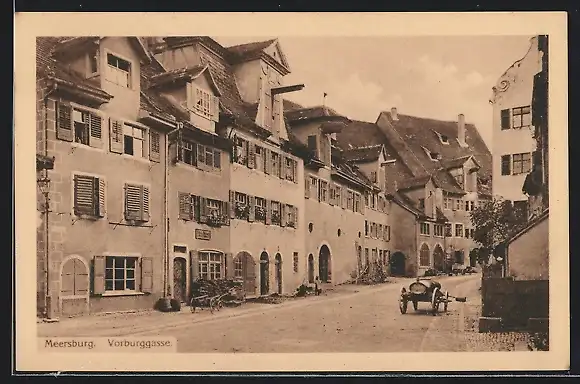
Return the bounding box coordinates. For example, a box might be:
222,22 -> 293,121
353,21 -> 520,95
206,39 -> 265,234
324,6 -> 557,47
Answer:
283,99 -> 304,111
435,207 -> 449,222
285,105 -> 348,123
36,37 -> 112,100
225,39 -> 277,62
148,65 -> 207,88
397,175 -> 432,191
380,112 -> 492,182
440,155 -> 476,170
342,145 -> 383,163
431,169 -> 466,195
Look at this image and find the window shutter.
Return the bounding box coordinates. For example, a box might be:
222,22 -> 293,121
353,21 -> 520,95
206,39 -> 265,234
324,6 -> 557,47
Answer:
292,159 -> 298,183
56,102 -> 73,142
293,206 -> 299,229
124,184 -> 142,221
264,149 -> 271,174
280,204 -> 287,227
501,155 -> 511,175
211,96 -> 220,122
92,255 -> 106,295
140,257 -> 153,294
179,192 -> 193,220
248,142 -> 256,169
193,195 -> 201,222
304,178 -> 310,198
265,199 -> 272,225
248,195 -> 256,222
74,174 -> 96,216
197,143 -> 205,165
225,252 -> 234,279
213,149 -> 221,169
341,188 -> 347,209
149,130 -> 161,162
229,191 -> 235,219
88,113 -> 103,148
329,184 -> 335,206
501,109 -> 511,129
97,178 -> 106,217
221,201 -> 230,226
360,194 -> 365,214
190,250 -> 199,281
109,119 -> 124,154
199,197 -> 208,223
141,186 -> 150,222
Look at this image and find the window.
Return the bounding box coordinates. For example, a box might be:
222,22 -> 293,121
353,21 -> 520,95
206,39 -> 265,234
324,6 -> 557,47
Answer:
370,171 -> 377,183
181,141 -> 195,166
285,204 -> 297,227
56,103 -> 103,148
501,155 -> 511,175
271,201 -> 282,226
501,108 -> 511,130
444,223 -> 453,237
284,157 -> 297,182
420,244 -> 430,267
318,180 -> 328,203
271,152 -> 281,178
383,250 -> 390,265
255,146 -> 264,172
105,256 -> 137,291
418,198 -> 425,211
365,220 -> 369,237
354,193 -> 361,213
234,257 -> 243,279
235,137 -> 248,165
195,86 -> 212,119
87,51 -> 99,76
453,199 -> 462,211
307,135 -> 318,153
420,222 -> 430,235
453,170 -> 464,189
455,223 -> 464,238
512,106 -> 531,129
379,250 -> 383,263
365,248 -> 370,266
384,225 -> 391,241
106,53 -> 131,88
198,251 -> 224,280
255,197 -> 267,222
335,185 -> 343,207
234,192 -> 249,220
178,192 -> 194,221
293,252 -> 299,273
465,201 -> 475,211
465,228 -> 474,239
123,124 -> 145,158
371,193 -> 376,209
434,224 -> 444,237
512,153 -> 532,175
73,174 -> 105,218
347,191 -> 354,211
444,197 -> 451,210
124,183 -> 150,222
378,224 -> 383,239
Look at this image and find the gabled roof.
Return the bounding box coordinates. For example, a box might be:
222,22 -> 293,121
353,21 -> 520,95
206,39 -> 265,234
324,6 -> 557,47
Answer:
283,99 -> 304,111
285,105 -> 349,123
225,38 -> 290,73
440,155 -> 480,170
342,145 -> 384,163
148,65 -> 222,96
53,36 -> 152,64
377,111 -> 492,183
506,208 -> 549,246
36,37 -> 113,103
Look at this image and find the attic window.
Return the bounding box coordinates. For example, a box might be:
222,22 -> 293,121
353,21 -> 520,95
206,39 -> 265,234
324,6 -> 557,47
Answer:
106,53 -> 131,88
421,146 -> 440,162
434,131 -> 450,145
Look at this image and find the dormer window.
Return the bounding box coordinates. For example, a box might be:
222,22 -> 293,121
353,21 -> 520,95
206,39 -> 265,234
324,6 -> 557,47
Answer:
421,146 -> 440,161
186,83 -> 219,122
106,53 -> 131,88
86,50 -> 100,78
434,130 -> 450,145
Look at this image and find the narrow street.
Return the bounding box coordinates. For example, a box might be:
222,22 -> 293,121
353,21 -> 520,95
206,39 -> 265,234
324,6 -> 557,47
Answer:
39,275 -> 481,353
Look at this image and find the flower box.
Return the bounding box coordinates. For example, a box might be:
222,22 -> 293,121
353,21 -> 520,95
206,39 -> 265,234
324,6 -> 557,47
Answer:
255,206 -> 266,221
235,203 -> 249,220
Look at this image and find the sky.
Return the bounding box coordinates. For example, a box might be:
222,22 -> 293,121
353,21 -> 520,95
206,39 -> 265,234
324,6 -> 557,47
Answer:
214,35 -> 534,149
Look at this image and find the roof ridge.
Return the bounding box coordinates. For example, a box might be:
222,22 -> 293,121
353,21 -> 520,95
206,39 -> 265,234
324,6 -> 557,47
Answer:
226,38 -> 277,50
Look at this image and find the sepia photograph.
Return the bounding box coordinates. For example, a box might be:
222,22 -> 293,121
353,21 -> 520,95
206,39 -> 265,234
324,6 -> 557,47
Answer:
15,12 -> 568,372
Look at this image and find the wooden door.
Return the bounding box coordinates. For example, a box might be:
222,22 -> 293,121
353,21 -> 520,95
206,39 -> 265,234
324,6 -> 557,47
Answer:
173,257 -> 187,303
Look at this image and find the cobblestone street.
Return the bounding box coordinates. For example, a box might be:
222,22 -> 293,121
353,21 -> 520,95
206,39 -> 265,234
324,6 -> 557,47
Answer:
38,274 -> 543,353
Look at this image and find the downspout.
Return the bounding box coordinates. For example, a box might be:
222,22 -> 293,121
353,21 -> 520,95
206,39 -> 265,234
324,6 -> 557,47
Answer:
42,81 -> 58,318
164,123 -> 181,297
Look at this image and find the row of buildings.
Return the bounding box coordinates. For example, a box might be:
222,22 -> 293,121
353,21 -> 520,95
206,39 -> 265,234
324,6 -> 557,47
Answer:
36,35 -> 494,318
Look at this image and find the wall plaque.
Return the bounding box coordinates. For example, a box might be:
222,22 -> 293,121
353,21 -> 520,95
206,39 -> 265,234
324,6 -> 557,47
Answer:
195,229 -> 211,241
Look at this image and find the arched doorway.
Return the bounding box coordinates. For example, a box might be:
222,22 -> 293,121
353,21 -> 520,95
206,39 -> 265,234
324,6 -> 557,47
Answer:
307,254 -> 314,283
274,253 -> 282,294
173,257 -> 187,303
433,245 -> 445,272
59,256 -> 89,317
234,252 -> 256,296
259,252 -> 269,295
319,245 -> 331,283
390,251 -> 406,276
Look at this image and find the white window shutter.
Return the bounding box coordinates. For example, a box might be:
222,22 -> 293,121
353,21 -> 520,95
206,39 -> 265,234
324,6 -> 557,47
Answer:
98,178 -> 106,217
186,82 -> 193,110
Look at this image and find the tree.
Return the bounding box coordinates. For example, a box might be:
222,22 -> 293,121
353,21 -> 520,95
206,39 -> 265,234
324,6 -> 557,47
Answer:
470,198 -> 528,264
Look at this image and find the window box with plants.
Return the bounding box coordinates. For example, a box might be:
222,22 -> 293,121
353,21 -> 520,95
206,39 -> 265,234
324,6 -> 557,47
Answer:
255,206 -> 266,222
271,211 -> 281,226
235,203 -> 249,220
207,212 -> 223,228
287,220 -> 296,228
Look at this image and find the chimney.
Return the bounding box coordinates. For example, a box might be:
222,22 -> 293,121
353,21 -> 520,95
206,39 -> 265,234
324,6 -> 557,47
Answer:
390,107 -> 398,121
457,113 -> 466,144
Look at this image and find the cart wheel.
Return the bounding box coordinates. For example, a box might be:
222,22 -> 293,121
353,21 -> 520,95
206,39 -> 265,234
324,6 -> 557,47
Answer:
215,300 -> 223,311
444,292 -> 449,312
399,288 -> 408,314
431,288 -> 440,316
412,300 -> 418,311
